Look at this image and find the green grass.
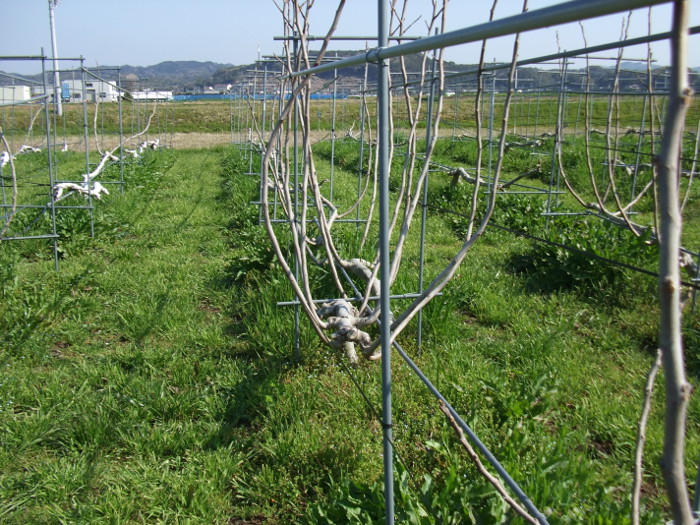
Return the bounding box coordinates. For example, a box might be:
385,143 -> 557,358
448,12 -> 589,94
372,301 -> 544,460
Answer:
1,138 -> 699,524
4,92 -> 699,139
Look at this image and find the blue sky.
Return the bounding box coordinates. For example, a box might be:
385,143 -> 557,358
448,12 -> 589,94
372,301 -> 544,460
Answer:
2,1 -> 699,75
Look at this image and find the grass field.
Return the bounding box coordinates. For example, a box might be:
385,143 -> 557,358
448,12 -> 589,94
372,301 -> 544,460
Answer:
1,123 -> 699,523
3,93 -> 700,140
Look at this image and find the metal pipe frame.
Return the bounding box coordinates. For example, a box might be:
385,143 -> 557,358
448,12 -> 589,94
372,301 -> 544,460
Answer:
2,234 -> 59,241
80,68 -> 127,95
78,64 -> 96,238
433,24 -> 700,89
417,44 -> 438,352
0,71 -> 46,86
0,94 -> 51,108
330,233 -> 551,523
41,52 -> 60,269
274,35 -> 421,41
288,0 -> 673,79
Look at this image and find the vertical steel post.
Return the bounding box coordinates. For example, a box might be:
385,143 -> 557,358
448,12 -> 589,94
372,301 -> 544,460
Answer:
555,59 -> 568,208
41,52 -> 59,271
377,2 -> 394,522
253,72 -> 260,150
513,67 -> 519,136
293,34 -> 301,363
269,81 -> 276,136
117,68 -> 124,194
546,58 -> 568,219
330,57 -> 338,203
526,85 -> 533,139
451,86 -> 459,141
229,86 -> 235,145
245,84 -> 251,163
80,62 -> 95,238
261,64 -> 268,149
0,154 -> 5,210
235,86 -> 242,146
258,63 -> 268,225
273,83 -> 283,221
630,94 -> 648,204
573,91 -> 583,144
534,71 -> 542,137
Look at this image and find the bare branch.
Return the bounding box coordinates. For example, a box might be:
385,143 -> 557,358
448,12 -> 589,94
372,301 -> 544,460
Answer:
655,2 -> 694,523
632,349 -> 662,525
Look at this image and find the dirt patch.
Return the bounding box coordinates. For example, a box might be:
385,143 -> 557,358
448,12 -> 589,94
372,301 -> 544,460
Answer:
15,125 -> 571,154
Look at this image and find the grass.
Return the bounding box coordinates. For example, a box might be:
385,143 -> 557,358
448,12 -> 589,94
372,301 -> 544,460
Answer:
4,92 -> 700,139
0,130 -> 699,524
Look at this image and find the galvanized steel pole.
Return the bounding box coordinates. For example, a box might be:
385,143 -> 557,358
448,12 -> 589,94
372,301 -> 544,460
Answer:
293,34 -> 301,364
288,0 -> 671,79
41,53 -> 59,271
48,0 -> 62,117
79,61 -> 95,238
330,60 -> 338,203
117,69 -> 124,195
377,1 -> 394,523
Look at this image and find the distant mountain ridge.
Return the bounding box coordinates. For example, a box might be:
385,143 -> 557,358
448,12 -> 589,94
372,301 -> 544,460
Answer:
101,61 -> 233,91
5,58 -> 698,94
0,61 -> 234,93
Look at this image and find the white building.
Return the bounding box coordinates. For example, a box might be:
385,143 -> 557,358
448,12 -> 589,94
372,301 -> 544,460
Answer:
61,79 -> 121,103
0,85 -> 32,103
132,91 -> 174,101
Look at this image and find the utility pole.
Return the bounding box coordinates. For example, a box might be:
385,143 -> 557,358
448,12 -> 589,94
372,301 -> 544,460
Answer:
48,0 -> 62,116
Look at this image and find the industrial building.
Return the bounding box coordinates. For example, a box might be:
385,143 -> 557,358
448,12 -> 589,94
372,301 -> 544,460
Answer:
0,85 -> 32,103
60,79 -> 121,102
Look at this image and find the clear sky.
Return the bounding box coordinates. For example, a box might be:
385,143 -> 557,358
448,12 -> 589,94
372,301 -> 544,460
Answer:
2,1 -> 699,76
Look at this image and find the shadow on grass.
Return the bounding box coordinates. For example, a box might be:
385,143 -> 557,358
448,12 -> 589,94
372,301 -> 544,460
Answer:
1,262 -> 96,355
204,355 -> 288,450
204,242 -> 292,451
203,148 -> 300,457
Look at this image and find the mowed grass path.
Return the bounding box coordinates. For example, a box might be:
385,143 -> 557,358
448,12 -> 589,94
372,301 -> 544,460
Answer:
1,147 -> 388,524
0,148 -> 275,523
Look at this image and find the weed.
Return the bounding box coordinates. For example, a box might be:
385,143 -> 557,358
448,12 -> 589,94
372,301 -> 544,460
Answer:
510,216 -> 658,293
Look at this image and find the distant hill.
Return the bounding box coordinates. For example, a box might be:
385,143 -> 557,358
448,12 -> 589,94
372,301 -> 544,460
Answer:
209,51 -> 484,91
5,58 -> 698,94
0,61 -> 233,93
117,61 -> 233,91
620,61 -> 658,72
208,53 -> 700,94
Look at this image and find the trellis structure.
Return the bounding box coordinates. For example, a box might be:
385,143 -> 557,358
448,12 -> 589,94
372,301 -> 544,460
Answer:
256,0 -> 699,523
1,54 -> 171,268
1,54 -> 71,269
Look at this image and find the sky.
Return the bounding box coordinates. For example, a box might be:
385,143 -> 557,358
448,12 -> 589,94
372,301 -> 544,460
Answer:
1,0 -> 699,76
